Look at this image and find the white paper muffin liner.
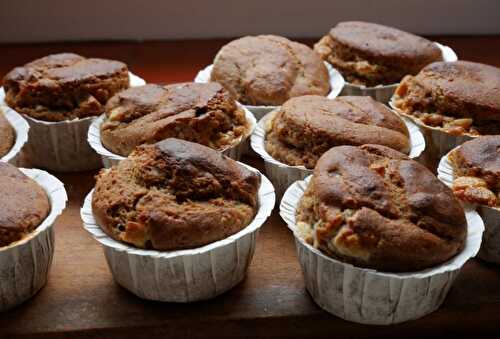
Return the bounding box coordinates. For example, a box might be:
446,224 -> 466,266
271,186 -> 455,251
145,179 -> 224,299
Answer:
280,176 -> 483,325
80,164 -> 275,302
438,150 -> 500,264
88,103 -> 257,168
194,62 -> 345,120
0,72 -> 145,172
389,100 -> 476,171
0,168 -> 67,311
0,106 -> 29,165
340,43 -> 457,103
251,110 -> 425,199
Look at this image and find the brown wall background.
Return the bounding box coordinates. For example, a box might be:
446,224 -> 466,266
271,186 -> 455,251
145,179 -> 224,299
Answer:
1,0 -> 499,42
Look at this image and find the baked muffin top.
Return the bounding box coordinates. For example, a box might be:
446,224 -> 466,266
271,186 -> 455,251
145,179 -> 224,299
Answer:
0,111 -> 14,158
314,21 -> 442,86
394,61 -> 500,135
329,22 -> 441,62
211,35 -> 330,106
449,136 -> 500,207
3,53 -> 129,121
100,82 -> 250,156
0,162 -> 50,247
92,138 -> 260,250
296,144 -> 467,272
265,95 -> 410,169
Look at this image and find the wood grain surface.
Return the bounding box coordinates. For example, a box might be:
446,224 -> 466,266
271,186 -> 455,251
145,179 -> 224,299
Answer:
0,37 -> 499,338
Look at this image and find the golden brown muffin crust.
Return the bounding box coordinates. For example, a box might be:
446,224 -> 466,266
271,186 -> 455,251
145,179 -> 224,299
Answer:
0,111 -> 14,158
211,35 -> 330,105
3,53 -> 129,121
394,61 -> 500,135
449,136 -> 500,207
0,163 -> 50,247
100,82 -> 250,156
265,95 -> 410,168
315,21 -> 442,86
296,144 -> 467,272
92,138 -> 260,250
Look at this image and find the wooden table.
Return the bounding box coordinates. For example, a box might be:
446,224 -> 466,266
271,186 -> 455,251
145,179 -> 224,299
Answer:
1,37 -> 500,338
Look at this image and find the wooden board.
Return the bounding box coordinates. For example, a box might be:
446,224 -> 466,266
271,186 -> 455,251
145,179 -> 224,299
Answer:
1,37 -> 500,338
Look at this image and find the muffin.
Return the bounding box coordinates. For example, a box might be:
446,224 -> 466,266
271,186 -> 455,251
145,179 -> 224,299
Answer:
0,165 -> 66,312
0,111 -> 15,158
0,162 -> 50,247
296,144 -> 467,272
265,95 -> 410,169
315,21 -> 443,87
440,136 -> 500,264
3,53 -> 129,122
448,136 -> 500,207
100,82 -> 251,157
282,144 -> 481,324
393,61 -> 500,136
211,35 -> 330,106
1,52 -> 132,171
92,138 -> 261,250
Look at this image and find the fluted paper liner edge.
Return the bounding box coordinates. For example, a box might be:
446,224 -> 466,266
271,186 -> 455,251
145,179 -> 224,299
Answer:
194,62 -> 345,120
0,169 -> 67,311
279,176 -> 483,325
0,107 -> 29,164
88,103 -> 257,168
80,165 -> 275,302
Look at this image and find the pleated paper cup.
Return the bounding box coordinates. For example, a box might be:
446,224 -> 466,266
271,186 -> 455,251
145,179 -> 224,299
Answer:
0,169 -> 67,311
438,150 -> 500,264
280,176 -> 483,325
80,164 -> 275,302
0,106 -> 29,165
194,62 -> 345,120
251,110 -> 425,200
340,43 -> 457,103
88,103 -> 257,168
389,100 -> 476,171
0,72 -> 145,172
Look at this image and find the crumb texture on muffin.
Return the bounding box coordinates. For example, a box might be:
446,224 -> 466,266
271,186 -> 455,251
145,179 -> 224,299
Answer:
3,53 -> 130,121
265,95 -> 410,169
0,163 -> 50,247
100,82 -> 250,156
314,21 -> 442,86
296,144 -> 467,272
393,61 -> 500,135
449,136 -> 500,207
0,111 -> 15,158
92,138 -> 260,250
211,35 -> 330,105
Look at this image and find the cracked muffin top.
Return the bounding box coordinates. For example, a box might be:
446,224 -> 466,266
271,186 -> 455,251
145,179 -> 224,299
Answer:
0,162 -> 50,247
210,35 -> 330,106
92,138 -> 260,250
314,21 -> 442,86
0,110 -> 14,158
393,61 -> 500,136
449,136 -> 500,207
100,82 -> 250,156
3,53 -> 130,121
265,95 -> 410,169
296,144 -> 467,272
